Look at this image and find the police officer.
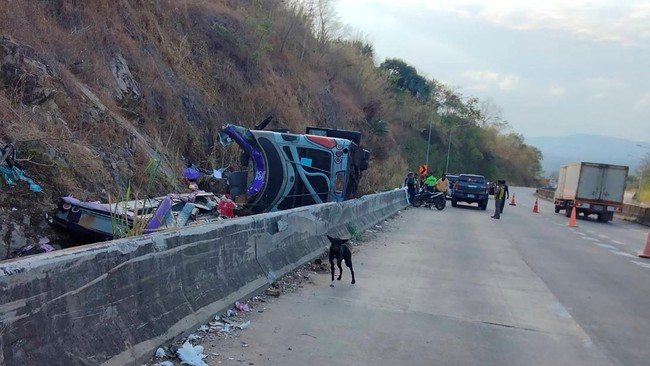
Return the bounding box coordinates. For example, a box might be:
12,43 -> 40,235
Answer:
424,173 -> 437,193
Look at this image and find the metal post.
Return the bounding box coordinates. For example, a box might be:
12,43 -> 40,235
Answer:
425,109 -> 433,169
445,127 -> 452,173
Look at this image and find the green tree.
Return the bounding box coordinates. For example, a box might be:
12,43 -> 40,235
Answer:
380,58 -> 431,100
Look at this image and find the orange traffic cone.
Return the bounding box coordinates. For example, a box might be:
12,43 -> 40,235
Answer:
567,206 -> 578,227
532,198 -> 539,213
509,194 -> 517,206
638,231 -> 650,259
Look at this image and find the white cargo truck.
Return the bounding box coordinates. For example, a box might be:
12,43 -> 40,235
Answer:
553,162 -> 628,222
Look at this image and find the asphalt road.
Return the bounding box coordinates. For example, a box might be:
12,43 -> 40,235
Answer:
193,187 -> 650,366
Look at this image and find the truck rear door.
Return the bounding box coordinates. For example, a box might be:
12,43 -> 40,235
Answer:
576,163 -> 602,200
600,167 -> 627,202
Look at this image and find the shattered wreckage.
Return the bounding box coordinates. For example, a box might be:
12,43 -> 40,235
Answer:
50,119 -> 370,242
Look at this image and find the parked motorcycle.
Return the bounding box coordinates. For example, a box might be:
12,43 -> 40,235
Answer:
411,190 -> 446,210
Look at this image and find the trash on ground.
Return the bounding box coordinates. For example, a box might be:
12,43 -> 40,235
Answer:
186,333 -> 202,342
197,325 -> 209,332
0,143 -> 42,193
176,340 -> 208,366
11,237 -> 57,258
264,287 -> 280,297
154,361 -> 174,366
155,347 -> 166,358
235,301 -> 251,312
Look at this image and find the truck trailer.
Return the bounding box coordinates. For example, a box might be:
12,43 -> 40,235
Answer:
553,162 -> 628,222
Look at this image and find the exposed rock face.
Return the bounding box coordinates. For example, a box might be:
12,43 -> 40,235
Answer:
109,53 -> 142,108
0,36 -> 55,105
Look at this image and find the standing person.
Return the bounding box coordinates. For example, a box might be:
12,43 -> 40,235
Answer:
424,173 -> 437,193
436,173 -> 449,195
403,172 -> 417,204
491,181 -> 506,219
500,179 -> 510,214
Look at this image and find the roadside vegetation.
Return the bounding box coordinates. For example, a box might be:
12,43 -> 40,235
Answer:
630,154 -> 650,204
0,0 -> 543,249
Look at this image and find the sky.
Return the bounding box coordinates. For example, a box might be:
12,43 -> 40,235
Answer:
335,0 -> 650,143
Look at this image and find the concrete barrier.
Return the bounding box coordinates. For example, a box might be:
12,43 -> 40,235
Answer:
620,203 -> 650,226
0,189 -> 407,366
536,188 -> 555,201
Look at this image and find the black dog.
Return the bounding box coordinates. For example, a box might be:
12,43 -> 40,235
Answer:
327,235 -> 355,287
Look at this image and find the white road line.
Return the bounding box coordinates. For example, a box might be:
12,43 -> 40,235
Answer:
612,240 -> 625,245
595,243 -> 617,250
598,234 -> 609,239
631,260 -> 650,269
609,250 -> 638,259
575,232 -> 586,236
583,237 -> 600,242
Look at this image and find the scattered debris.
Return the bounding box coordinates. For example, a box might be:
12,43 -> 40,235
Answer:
264,288 -> 280,297
176,341 -> 208,366
153,361 -> 174,366
235,301 -> 251,312
0,143 -> 42,193
11,237 -> 57,257
186,334 -> 202,342
155,348 -> 166,358
49,191 -> 238,241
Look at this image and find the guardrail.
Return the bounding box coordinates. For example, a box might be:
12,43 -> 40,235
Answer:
536,188 -> 650,226
0,189 -> 408,366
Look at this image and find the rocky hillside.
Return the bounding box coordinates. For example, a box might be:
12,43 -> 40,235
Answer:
0,1 -> 542,258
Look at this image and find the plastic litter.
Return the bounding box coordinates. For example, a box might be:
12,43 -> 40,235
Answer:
265,288 -> 280,297
155,347 -> 166,358
176,340 -> 208,366
186,333 -> 202,341
237,320 -> 251,330
235,301 -> 251,312
154,361 -> 174,366
197,325 -> 209,332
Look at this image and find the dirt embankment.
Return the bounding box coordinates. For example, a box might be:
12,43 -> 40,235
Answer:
0,2 -> 406,258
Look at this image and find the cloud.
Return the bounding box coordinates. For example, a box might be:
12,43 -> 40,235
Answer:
585,77 -> 627,89
406,0 -> 650,47
498,76 -> 519,91
461,70 -> 519,91
548,86 -> 566,97
634,93 -> 650,110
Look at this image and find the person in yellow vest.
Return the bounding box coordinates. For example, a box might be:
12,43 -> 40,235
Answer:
424,173 -> 437,193
491,180 -> 506,219
436,173 -> 449,194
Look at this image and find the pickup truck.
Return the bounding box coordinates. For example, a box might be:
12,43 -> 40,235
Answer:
451,174 -> 489,210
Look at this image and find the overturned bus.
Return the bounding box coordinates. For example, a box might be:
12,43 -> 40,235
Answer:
219,120 -> 370,215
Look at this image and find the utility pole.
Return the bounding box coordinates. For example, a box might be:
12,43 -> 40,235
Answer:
425,109 -> 434,170
445,127 -> 452,173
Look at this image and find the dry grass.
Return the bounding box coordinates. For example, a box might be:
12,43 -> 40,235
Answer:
0,0 -> 412,215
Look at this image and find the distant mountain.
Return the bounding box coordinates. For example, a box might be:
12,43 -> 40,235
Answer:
526,134 -> 650,176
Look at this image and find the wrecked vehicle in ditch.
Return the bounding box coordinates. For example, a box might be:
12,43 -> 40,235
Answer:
48,118 -> 369,242
219,118 -> 370,215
